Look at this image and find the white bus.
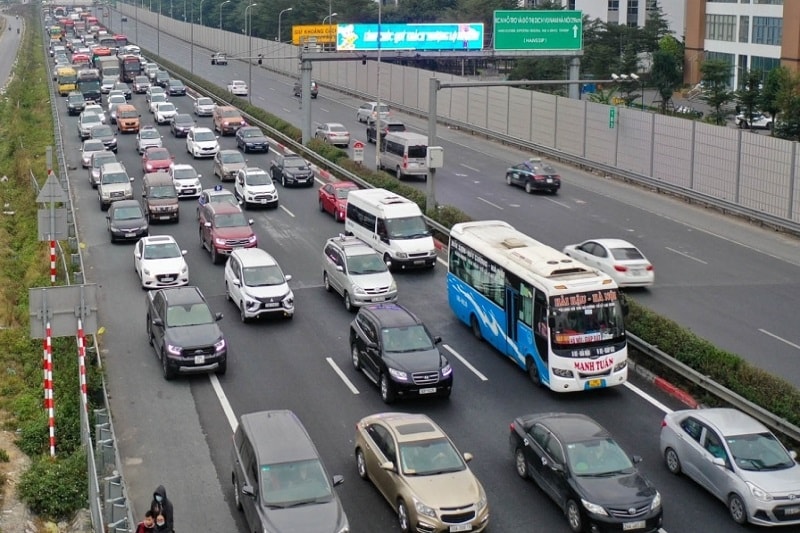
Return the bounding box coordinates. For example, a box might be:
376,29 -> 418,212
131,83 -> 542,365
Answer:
448,220 -> 628,392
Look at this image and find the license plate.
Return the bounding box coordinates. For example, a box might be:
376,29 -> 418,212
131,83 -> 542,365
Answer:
373,297 -> 386,302
631,269 -> 642,276
413,259 -> 425,265
125,233 -> 135,238
622,521 -> 645,530
260,199 -> 267,204
419,387 -> 437,395
785,506 -> 800,515
159,216 -> 171,220
449,525 -> 472,532
162,277 -> 174,282
194,355 -> 205,365
546,178 -> 553,183
588,379 -> 603,388
263,302 -> 280,308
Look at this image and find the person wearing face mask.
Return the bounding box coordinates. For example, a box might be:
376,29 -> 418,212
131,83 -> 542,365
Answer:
149,485 -> 174,532
154,512 -> 170,532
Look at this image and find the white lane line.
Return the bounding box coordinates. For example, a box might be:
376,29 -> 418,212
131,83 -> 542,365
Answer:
257,96 -> 265,101
437,256 -> 447,267
546,197 -> 571,209
623,381 -> 673,415
209,375 -> 239,432
460,164 -> 480,172
477,197 -> 504,210
326,357 -> 360,394
282,107 -> 293,114
759,329 -> 800,350
320,107 -> 331,113
279,205 -> 295,217
442,344 -> 488,381
665,247 -> 708,264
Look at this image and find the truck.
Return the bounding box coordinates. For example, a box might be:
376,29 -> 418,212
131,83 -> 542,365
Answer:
55,66 -> 78,96
118,54 -> 142,83
76,68 -> 101,103
95,55 -> 120,80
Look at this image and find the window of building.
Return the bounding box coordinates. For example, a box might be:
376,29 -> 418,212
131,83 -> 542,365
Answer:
752,17 -> 782,46
707,0 -> 737,3
754,1 -> 783,5
706,14 -> 736,42
705,51 -> 735,87
608,0 -> 619,11
739,16 -> 749,43
750,55 -> 780,74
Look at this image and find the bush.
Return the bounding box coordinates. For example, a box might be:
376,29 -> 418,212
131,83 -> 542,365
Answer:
18,450 -> 87,520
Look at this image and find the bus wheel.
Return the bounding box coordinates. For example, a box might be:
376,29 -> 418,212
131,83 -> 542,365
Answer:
527,357 -> 542,386
470,315 -> 482,341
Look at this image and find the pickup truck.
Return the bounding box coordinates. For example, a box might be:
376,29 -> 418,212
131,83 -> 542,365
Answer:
146,286 -> 227,380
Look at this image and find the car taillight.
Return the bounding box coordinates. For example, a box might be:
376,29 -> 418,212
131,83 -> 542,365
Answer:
614,265 -> 628,272
509,422 -> 516,432
533,174 -> 545,181
402,154 -> 408,169
660,419 -> 667,428
646,265 -> 654,271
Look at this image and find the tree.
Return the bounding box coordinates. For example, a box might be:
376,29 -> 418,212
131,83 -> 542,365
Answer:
735,69 -> 762,128
639,0 -> 672,53
507,57 -> 568,93
650,49 -> 681,113
760,66 -> 790,131
658,35 -> 683,66
774,71 -> 800,141
699,59 -> 735,125
587,85 -> 619,105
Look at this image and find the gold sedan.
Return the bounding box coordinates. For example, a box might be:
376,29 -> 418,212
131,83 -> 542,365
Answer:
354,412 -> 489,533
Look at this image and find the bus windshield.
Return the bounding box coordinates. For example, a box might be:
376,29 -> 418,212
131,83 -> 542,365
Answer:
549,290 -> 625,352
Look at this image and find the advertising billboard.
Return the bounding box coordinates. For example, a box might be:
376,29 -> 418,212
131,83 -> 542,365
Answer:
336,23 -> 484,51
292,24 -> 337,45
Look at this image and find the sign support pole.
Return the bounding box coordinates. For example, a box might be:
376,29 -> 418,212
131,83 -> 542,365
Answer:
426,78 -> 439,212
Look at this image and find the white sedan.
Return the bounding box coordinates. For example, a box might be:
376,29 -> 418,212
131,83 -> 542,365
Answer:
133,235 -> 189,289
193,96 -> 215,116
227,80 -> 248,96
562,238 -> 654,288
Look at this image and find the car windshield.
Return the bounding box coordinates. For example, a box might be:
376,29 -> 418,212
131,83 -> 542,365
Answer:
151,94 -> 166,103
149,185 -> 176,199
165,303 -> 214,327
103,172 -> 128,184
550,298 -> 626,348
726,432 -> 796,471
135,76 -> 148,83
169,80 -> 183,87
336,187 -> 357,199
84,140 -> 105,152
93,155 -> 116,168
194,130 -> 216,142
609,247 -> 645,261
346,253 -> 387,275
566,438 -> 635,476
173,168 -> 197,179
221,152 -> 244,164
376,105 -> 389,113
140,129 -> 159,139
385,216 -> 430,240
68,95 -> 84,103
245,172 -> 271,186
112,206 -> 142,220
220,109 -> 240,118
174,115 -> 193,125
143,242 -> 182,259
148,150 -> 170,161
328,125 -> 347,133
197,98 -> 213,106
242,265 -> 285,287
158,104 -> 176,113
284,158 -> 307,169
214,213 -> 248,228
82,114 -> 101,124
92,126 -> 113,136
119,109 -> 138,118
381,325 -> 434,353
242,128 -> 262,138
399,438 -> 465,476
260,459 -> 333,508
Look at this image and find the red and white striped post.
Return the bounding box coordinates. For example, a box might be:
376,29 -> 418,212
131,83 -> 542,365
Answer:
43,322 -> 56,457
49,239 -> 57,284
77,319 -> 88,413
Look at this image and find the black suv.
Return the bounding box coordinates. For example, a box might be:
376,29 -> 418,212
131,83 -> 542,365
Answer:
170,113 -> 196,137
146,286 -> 227,379
66,91 -> 86,115
270,153 -> 314,187
350,303 -> 452,403
366,118 -> 406,144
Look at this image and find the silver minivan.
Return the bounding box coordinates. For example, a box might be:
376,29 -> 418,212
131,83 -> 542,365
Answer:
378,131 -> 429,181
322,235 -> 397,311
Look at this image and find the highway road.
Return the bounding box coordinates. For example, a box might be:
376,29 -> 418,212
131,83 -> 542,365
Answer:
48,31 -> 776,533
103,9 -> 800,391
0,14 -> 23,89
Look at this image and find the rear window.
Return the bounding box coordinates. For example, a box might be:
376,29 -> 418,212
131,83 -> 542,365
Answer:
407,145 -> 427,159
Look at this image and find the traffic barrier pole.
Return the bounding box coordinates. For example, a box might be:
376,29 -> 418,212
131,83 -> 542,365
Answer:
77,319 -> 88,412
44,322 -> 56,457
50,240 -> 56,284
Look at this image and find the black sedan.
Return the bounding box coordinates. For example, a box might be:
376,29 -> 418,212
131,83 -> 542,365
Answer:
170,113 -> 196,138
509,413 -> 663,533
505,157 -> 561,194
270,153 -> 314,187
167,79 -> 187,96
235,126 -> 269,153
106,200 -> 149,243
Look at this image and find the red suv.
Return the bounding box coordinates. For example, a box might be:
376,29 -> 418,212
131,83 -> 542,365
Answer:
198,202 -> 257,264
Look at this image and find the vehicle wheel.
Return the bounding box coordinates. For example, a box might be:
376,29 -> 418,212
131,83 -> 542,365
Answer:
728,494 -> 747,525
224,282 -> 231,301
515,447 -> 529,479
323,272 -> 332,292
525,181 -> 533,194
146,315 -> 153,345
566,499 -> 583,533
232,474 -> 243,510
470,315 -> 482,341
396,167 -> 402,180
161,348 -> 176,380
319,198 -> 325,212
343,292 -> 354,312
351,344 -> 361,371
383,253 -> 393,270
380,374 -> 395,404
200,228 -> 206,249
211,246 -> 219,265
527,357 -> 542,387
664,447 -> 681,474
397,500 -> 410,533
216,359 -> 227,376
239,301 -> 248,323
335,210 -> 343,222
281,175 -> 286,187
355,448 -> 368,480
506,174 -> 512,186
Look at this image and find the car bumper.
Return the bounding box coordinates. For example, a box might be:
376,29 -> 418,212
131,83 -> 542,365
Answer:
351,291 -> 398,307
389,254 -> 437,269
241,299 -> 294,319
581,508 -> 662,533
283,174 -> 315,187
212,241 -> 258,256
175,187 -> 201,198
166,350 -> 226,374
392,375 -> 453,399
195,107 -> 214,116
147,208 -> 180,222
412,502 -> 488,533
141,272 -> 189,289
615,272 -> 654,288
242,196 -> 279,207
220,124 -> 242,135
109,226 -> 148,241
243,142 -> 268,152
119,123 -> 140,133
173,128 -> 191,137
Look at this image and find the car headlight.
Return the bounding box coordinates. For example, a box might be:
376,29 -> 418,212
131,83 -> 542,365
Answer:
389,280 -> 397,292
282,297 -> 294,309
248,235 -> 257,244
476,494 -> 487,512
142,268 -> 151,276
441,363 -> 452,377
166,343 -> 182,355
352,284 -> 366,295
614,361 -> 627,372
108,225 -> 119,232
552,367 -> 574,378
581,498 -> 608,516
413,498 -> 437,519
747,481 -> 773,502
214,238 -> 226,246
651,491 -> 661,510
146,163 -> 153,170
395,252 -> 408,259
180,265 -> 188,274
388,367 -> 409,382
194,180 -> 201,188
214,338 -> 226,352
335,523 -> 349,533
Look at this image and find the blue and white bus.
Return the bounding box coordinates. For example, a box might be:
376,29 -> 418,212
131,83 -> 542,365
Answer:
448,220 -> 628,392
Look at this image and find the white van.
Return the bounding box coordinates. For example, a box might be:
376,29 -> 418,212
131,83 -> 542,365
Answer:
345,189 -> 437,269
378,131 -> 429,181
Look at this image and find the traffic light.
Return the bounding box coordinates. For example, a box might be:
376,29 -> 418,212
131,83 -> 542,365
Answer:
257,54 -> 263,65
361,55 -> 367,65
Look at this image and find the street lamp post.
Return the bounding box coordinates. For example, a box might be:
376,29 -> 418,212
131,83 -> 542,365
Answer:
190,0 -> 194,73
245,3 -> 257,104
322,12 -> 337,24
278,7 -> 292,43
219,0 -> 231,52
630,73 -> 644,110
375,0 -> 382,170
157,0 -> 161,56
199,0 -> 205,26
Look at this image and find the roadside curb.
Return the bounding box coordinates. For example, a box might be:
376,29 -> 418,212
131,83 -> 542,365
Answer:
629,359 -> 698,408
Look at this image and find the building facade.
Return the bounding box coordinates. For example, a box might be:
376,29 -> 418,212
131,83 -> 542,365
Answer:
685,0 -> 799,87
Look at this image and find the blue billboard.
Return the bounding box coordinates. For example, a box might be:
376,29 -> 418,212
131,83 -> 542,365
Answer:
336,23 -> 484,51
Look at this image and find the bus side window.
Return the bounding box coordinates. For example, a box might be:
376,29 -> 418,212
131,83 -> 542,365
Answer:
519,282 -> 533,327
377,218 -> 387,239
533,290 -> 547,335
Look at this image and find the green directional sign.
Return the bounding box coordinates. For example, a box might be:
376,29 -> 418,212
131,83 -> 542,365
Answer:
493,10 -> 583,51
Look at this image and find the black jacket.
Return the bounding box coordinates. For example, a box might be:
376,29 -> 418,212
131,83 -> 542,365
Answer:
149,485 -> 174,532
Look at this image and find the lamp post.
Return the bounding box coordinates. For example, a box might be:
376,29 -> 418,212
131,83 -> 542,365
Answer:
245,3 -> 257,104
157,0 -> 161,57
322,12 -> 337,24
199,0 -> 205,26
375,0 -> 382,170
219,0 -> 231,52
190,0 -> 194,74
183,0 -> 187,21
630,73 -> 644,110
278,7 -> 292,43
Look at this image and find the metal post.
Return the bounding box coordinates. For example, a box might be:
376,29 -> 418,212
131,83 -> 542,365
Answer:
787,142 -> 797,218
278,7 -> 292,43
134,0 -> 138,45
190,2 -> 194,74
219,0 -> 230,52
245,3 -> 257,105
689,120 -> 696,189
426,78 -> 439,212
301,58 -> 312,143
374,1 -> 382,170
199,0 -> 204,26
157,0 -> 160,57
568,56 -> 580,100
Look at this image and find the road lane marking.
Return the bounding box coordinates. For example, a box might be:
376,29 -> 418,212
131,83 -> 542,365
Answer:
759,329 -> 800,350
279,205 -> 295,217
460,164 -> 479,172
454,172 -> 468,177
326,357 -> 360,394
442,344 -> 488,381
209,375 -> 239,432
257,96 -> 265,101
320,107 -> 331,113
665,247 -> 707,264
623,381 -> 673,415
477,197 -> 503,210
546,197 -> 570,209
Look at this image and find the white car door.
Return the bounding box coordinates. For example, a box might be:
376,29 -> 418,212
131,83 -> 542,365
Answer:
226,257 -> 244,309
134,240 -> 143,277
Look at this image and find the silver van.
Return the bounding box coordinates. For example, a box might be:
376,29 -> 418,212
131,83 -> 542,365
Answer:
378,131 -> 429,181
322,235 -> 397,311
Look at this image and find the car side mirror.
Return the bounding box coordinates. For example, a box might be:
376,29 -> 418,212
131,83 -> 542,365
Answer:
197,174 -> 202,178
380,236 -> 390,244
712,457 -> 726,467
548,317 -> 556,328
379,461 -> 395,472
248,219 -> 254,225
241,483 -> 255,498
284,274 -> 292,282
335,265 -> 344,272
134,251 -> 141,259
152,317 -> 164,327
790,450 -> 798,460
215,312 -> 224,321
204,222 -> 211,228
462,452 -> 473,463
142,191 -> 147,197
105,215 -> 110,220
129,177 -> 134,182
232,278 -> 241,287
632,455 -> 643,464
434,336 -> 442,344
331,474 -> 344,487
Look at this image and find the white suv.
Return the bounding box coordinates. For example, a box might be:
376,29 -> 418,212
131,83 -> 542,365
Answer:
224,248 -> 294,321
97,162 -> 133,210
323,235 -> 397,311
169,164 -> 203,198
186,127 -> 220,158
234,167 -> 279,209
